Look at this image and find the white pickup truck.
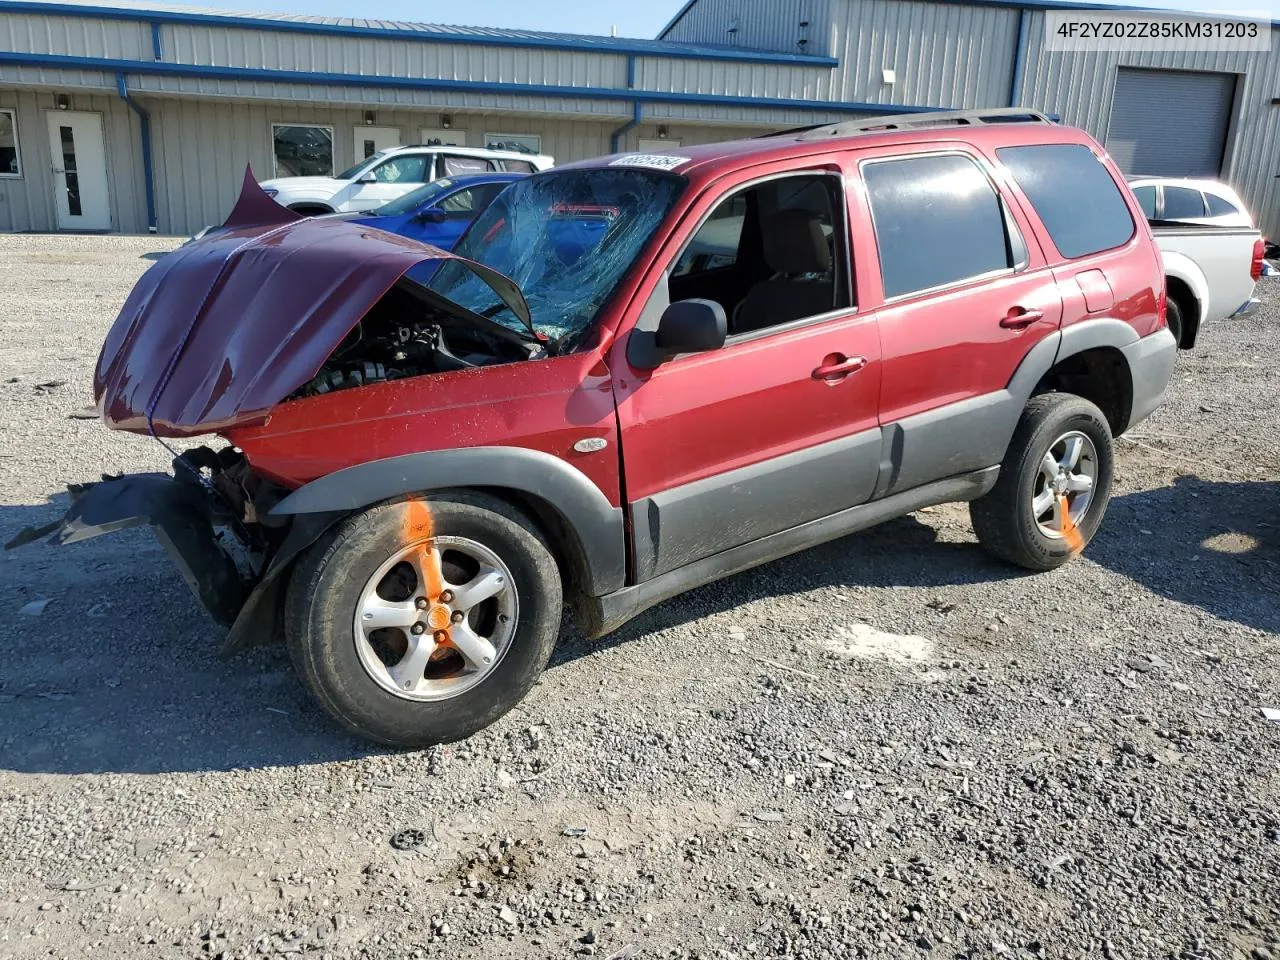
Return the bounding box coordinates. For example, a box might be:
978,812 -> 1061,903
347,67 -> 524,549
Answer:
1151,223 -> 1265,349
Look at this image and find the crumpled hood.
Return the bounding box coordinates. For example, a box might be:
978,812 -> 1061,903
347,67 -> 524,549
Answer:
95,169 -> 531,438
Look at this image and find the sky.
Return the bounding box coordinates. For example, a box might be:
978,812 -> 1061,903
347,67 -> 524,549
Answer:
177,0 -> 1280,37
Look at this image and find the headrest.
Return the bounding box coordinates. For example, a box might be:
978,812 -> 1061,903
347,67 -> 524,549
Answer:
763,209 -> 831,275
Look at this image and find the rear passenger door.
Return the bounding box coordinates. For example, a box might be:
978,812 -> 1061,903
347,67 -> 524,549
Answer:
995,143 -> 1154,344
853,147 -> 1063,497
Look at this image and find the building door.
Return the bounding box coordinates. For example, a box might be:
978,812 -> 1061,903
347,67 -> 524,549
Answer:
45,111 -> 111,231
354,126 -> 401,162
1106,68 -> 1236,177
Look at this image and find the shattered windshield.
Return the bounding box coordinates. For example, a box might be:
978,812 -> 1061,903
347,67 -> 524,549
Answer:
426,168 -> 685,344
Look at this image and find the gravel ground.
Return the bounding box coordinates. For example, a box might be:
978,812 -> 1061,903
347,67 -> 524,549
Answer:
1,234 -> 1278,960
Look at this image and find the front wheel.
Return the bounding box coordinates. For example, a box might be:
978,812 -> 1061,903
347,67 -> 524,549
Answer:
285,493 -> 562,747
970,394 -> 1114,571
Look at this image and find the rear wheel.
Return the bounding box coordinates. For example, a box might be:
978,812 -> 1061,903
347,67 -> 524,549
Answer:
285,493 -> 562,747
970,394 -> 1114,571
1166,296 -> 1185,347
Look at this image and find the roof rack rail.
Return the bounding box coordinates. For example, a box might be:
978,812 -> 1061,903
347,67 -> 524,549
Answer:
793,108 -> 1055,141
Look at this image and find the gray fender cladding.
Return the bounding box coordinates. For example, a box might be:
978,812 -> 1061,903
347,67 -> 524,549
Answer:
270,446 -> 626,596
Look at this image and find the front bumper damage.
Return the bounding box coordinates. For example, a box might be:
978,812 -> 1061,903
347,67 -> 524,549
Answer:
5,449 -> 339,657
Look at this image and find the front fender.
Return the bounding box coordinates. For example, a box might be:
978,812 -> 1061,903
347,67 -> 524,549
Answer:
269,446 -> 627,597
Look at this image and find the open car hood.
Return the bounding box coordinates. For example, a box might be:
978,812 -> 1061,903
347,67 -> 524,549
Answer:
95,169 -> 533,437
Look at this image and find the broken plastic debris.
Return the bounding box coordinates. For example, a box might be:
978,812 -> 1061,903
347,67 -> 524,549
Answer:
561,826 -> 588,838
20,598 -> 51,616
1262,708 -> 1280,722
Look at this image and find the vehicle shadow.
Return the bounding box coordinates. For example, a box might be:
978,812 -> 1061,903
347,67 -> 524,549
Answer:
550,510 -> 1022,668
0,498 -> 382,777
4,476 -> 1272,775
1085,474 -> 1280,633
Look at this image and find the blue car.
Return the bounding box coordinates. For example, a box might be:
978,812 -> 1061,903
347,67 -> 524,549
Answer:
352,172 -> 526,249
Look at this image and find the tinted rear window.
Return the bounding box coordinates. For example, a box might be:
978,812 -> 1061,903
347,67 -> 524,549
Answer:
1163,186 -> 1206,219
1132,185 -> 1157,219
1205,192 -> 1238,217
997,144 -> 1134,259
863,153 -> 1015,299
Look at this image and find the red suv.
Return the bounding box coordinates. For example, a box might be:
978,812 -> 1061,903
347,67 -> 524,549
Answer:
14,109 -> 1176,746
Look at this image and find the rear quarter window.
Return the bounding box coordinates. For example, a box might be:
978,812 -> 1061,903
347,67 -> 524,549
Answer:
1163,186 -> 1206,219
1204,192 -> 1239,217
997,144 -> 1134,259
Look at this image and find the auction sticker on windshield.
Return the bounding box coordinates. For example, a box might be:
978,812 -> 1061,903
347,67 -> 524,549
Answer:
608,154 -> 689,171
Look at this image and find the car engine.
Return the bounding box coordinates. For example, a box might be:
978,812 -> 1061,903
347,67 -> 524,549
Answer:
292,280 -> 539,398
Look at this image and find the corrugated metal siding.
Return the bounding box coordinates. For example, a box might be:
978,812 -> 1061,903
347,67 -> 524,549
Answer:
662,0 -> 834,57
634,57 -> 828,101
0,86 -> 143,232
126,74 -> 631,116
163,25 -> 626,88
144,100 -> 633,235
1017,14 -> 1280,240
0,11 -> 150,59
824,0 -> 1019,106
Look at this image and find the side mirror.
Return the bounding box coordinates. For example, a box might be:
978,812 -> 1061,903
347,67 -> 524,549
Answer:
415,209 -> 447,223
357,172 -> 377,184
655,299 -> 727,355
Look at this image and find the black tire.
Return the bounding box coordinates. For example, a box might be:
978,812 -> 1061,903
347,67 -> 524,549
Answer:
285,493 -> 562,747
970,394 -> 1114,571
1166,295 -> 1185,348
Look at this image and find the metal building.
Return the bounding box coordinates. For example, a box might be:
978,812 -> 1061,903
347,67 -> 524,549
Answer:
1,0 -> 1277,239
662,0 -> 1280,240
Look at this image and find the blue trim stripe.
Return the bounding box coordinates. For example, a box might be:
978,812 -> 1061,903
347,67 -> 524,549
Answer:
0,51 -> 946,116
1008,9 -> 1029,108
610,102 -> 642,153
115,72 -> 157,232
0,1 -> 841,66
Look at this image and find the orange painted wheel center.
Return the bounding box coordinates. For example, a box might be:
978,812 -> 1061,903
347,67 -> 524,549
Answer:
426,604 -> 452,631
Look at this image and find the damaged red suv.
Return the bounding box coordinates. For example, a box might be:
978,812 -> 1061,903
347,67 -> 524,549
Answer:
12,109 -> 1177,747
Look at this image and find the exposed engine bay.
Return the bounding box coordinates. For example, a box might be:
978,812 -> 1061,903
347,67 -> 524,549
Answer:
291,278 -> 544,399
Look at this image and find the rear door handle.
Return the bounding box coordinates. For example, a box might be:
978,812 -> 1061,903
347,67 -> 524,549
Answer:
1000,308 -> 1044,329
812,354 -> 867,381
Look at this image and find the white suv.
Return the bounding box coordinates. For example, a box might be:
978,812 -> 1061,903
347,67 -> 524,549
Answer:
261,144 -> 555,214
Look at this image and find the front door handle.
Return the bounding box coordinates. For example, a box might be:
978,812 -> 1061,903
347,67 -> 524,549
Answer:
812,354 -> 867,381
1000,307 -> 1044,329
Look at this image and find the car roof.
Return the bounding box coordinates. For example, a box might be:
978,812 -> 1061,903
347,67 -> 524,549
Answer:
557,110 -> 1097,183
384,144 -> 551,161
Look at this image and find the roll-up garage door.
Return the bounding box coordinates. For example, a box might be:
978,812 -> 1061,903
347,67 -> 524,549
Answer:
1105,68 -> 1236,177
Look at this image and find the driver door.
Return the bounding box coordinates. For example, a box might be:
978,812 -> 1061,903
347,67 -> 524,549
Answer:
343,153 -> 433,211
611,164 -> 883,584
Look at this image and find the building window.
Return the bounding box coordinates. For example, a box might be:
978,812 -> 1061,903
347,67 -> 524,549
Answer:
484,133 -> 542,156
0,109 -> 21,178
271,123 -> 334,178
